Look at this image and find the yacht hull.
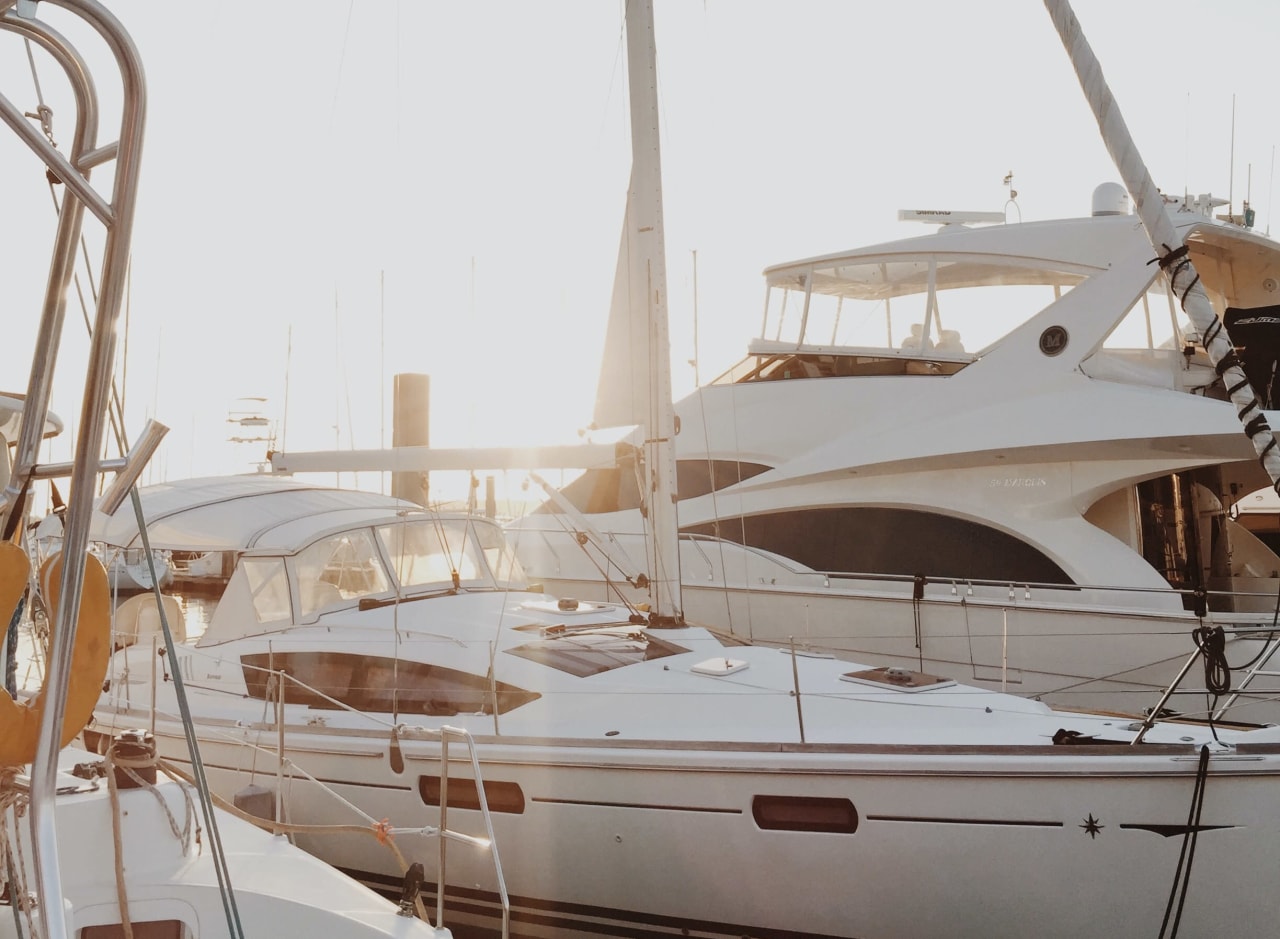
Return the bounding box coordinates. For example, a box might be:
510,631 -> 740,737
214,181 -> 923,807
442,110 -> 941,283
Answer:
86,715 -> 1280,939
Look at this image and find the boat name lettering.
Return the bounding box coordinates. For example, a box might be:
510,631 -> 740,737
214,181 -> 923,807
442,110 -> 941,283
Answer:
989,477 -> 1048,488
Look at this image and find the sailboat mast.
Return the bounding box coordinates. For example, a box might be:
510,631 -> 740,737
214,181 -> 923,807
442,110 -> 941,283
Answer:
623,0 -> 682,623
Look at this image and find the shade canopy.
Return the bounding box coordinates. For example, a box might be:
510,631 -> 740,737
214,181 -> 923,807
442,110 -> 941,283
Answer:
90,475 -> 414,551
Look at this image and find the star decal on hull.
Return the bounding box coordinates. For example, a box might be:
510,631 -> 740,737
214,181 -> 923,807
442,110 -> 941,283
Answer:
1080,814 -> 1104,839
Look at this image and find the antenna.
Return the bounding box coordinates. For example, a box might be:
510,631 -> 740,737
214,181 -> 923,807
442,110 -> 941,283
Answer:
1229,94 -> 1236,217
691,249 -> 700,386
1003,170 -> 1021,223
1269,145 -> 1275,237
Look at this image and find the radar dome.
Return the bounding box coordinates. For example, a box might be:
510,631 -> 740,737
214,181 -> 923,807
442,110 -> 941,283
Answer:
1092,182 -> 1130,216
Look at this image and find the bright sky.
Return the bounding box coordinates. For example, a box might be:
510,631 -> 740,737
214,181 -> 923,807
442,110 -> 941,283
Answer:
3,0 -> 1279,506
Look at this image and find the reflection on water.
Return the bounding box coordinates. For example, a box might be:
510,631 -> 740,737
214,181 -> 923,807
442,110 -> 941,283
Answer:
110,588 -> 219,641
12,589 -> 221,690
172,592 -> 218,641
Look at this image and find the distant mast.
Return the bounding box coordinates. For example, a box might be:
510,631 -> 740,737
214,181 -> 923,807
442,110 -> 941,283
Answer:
592,0 -> 683,623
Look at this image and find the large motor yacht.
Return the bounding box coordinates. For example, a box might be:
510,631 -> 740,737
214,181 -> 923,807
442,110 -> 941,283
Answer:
507,183 -> 1280,717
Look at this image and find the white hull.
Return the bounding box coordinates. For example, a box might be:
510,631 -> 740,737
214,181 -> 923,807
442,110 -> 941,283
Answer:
87,711 -> 1280,939
107,554 -> 174,592
0,746 -> 448,939
87,475 -> 1280,939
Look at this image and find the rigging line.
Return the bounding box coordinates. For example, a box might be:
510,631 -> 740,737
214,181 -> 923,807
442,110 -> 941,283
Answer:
393,1 -> 401,153
44,173 -> 131,461
693,383 -> 736,634
126,489 -> 245,939
1269,145 -> 1275,238
540,505 -> 643,616
282,324 -> 293,452
595,4 -> 627,151
389,510 -> 413,726
21,36 -> 54,145
426,510 -> 460,592
1157,745 -> 1212,939
327,0 -> 357,138
725,370 -> 752,639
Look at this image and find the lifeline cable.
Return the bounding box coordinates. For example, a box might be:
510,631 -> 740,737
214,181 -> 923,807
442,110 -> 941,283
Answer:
126,488 -> 245,939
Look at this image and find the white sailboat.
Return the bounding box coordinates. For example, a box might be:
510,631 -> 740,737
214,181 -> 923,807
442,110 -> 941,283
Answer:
88,2 -> 1280,937
0,2 -> 457,936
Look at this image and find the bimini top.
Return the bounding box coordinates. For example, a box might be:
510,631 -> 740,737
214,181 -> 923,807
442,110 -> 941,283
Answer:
90,475 -> 416,551
735,201 -> 1280,376
763,204 -> 1279,309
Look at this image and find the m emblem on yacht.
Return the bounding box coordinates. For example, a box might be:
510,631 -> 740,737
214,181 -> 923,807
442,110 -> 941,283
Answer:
1039,325 -> 1069,356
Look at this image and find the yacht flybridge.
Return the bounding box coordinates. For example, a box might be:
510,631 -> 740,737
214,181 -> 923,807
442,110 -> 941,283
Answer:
508,181 -> 1280,717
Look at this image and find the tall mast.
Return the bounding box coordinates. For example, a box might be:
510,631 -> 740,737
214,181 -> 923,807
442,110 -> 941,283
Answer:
593,0 -> 683,622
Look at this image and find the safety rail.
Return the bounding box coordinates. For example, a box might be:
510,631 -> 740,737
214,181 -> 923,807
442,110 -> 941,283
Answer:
257,665 -> 511,938
676,531 -> 1280,618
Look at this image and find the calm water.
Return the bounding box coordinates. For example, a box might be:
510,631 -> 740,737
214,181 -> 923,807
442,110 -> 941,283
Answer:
10,589 -> 220,689
168,591 -> 218,640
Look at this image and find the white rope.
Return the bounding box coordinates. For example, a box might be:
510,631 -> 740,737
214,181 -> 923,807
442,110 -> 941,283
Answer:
1044,0 -> 1280,493
1,769 -> 36,937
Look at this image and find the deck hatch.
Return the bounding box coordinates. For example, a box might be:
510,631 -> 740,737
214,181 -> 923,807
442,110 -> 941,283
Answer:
840,666 -> 956,692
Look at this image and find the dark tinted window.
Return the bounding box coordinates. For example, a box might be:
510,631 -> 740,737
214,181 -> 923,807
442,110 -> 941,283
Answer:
685,507 -> 1072,585
82,923 -> 185,939
676,460 -> 771,501
419,775 -> 525,814
240,652 -> 539,716
752,795 -> 858,833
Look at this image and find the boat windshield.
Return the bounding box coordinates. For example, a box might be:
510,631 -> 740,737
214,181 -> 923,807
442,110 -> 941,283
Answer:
375,516 -> 528,592
713,252 -> 1185,386
295,528 -> 392,617
760,255 -> 1087,356
287,517 -> 529,620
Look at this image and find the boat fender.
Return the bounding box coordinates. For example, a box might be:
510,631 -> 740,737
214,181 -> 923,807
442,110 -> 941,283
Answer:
0,543 -> 111,767
233,782 -> 277,821
388,725 -> 405,774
